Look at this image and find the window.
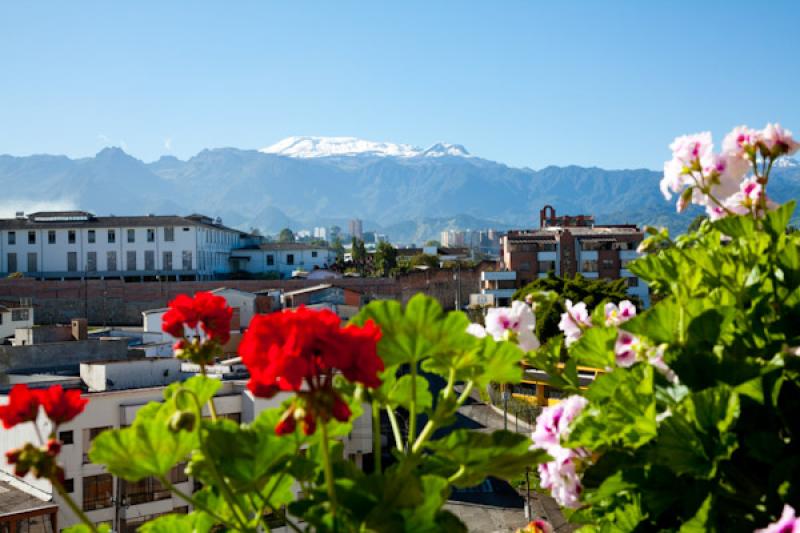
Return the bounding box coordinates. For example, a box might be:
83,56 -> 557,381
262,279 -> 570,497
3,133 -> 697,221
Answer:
7,231 -> 15,245
164,227 -> 175,242
87,251 -> 97,272
147,228 -> 155,242
68,230 -> 76,244
538,260 -> 556,273
581,259 -> 598,272
601,259 -> 615,269
127,229 -> 135,243
87,230 -> 95,244
121,476 -> 171,505
59,430 -> 74,445
63,478 -> 75,493
163,251 -> 173,270
170,462 -> 189,483
107,251 -> 117,271
26,252 -> 37,273
83,427 -> 111,464
519,261 -> 531,271
12,309 -> 29,322
182,251 -> 192,270
267,254 -> 274,266
48,230 -> 56,244
312,251 -> 318,258
83,474 -> 113,511
287,254 -> 295,265
144,250 -> 155,271
127,251 -> 137,271
67,252 -> 78,272
108,229 -> 116,243
627,277 -> 639,287
7,253 -> 16,273
27,231 -> 36,245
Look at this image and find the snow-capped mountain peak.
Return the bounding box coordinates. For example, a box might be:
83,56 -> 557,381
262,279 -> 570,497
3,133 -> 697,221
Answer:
775,157 -> 799,168
260,136 -> 470,159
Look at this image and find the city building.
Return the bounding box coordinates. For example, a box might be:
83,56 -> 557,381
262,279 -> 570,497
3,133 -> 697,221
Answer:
0,358 -> 373,532
481,206 -> 648,306
348,219 -> 363,240
312,226 -> 328,240
230,243 -> 336,279
0,211 -> 257,281
0,478 -> 58,532
0,299 -> 34,339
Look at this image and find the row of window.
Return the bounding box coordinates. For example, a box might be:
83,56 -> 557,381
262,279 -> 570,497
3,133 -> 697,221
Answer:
5,227 -> 184,246
80,466 -> 189,511
5,251 -> 193,273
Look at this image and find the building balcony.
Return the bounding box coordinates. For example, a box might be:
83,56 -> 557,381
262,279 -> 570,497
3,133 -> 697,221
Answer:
578,250 -> 598,260
481,288 -> 516,299
620,250 -> 641,260
481,271 -> 516,282
537,251 -> 557,261
580,272 -> 599,278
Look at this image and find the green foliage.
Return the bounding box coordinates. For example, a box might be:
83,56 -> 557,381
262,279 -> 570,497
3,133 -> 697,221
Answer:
514,272 -> 639,342
562,201 -> 800,531
407,253 -> 440,268
374,240 -> 398,276
277,227 -> 294,243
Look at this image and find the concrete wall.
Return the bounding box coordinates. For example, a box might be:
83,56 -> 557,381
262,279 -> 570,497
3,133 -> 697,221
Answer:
0,338 -> 130,385
0,265 -> 490,326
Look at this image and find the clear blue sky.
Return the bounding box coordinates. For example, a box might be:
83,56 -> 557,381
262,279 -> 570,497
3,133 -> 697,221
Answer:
1,1 -> 798,170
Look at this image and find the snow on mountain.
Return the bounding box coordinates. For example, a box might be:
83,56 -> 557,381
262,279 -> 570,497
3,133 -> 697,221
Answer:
260,136 -> 470,159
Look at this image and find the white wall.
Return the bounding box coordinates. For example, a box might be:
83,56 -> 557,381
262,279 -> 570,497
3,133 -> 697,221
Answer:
234,247 -> 336,278
0,307 -> 33,339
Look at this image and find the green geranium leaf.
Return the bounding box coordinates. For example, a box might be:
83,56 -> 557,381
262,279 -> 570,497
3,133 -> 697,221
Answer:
387,374 -> 433,412
570,325 -> 617,369
425,429 -> 549,488
138,512 -> 216,533
89,376 -> 221,480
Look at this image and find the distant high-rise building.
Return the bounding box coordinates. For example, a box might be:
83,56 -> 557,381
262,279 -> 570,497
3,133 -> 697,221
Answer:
349,219 -> 363,239
313,226 -> 327,240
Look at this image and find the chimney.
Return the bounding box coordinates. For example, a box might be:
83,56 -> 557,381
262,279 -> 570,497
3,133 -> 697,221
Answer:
71,318 -> 88,341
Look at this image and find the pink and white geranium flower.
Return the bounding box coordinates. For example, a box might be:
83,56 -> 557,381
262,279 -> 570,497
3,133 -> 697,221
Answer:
531,395 -> 589,509
760,123 -> 800,157
604,300 -> 636,327
756,504 -> 800,533
722,125 -> 759,159
707,177 -> 777,221
614,331 -> 641,368
558,300 -> 592,346
476,300 -> 540,351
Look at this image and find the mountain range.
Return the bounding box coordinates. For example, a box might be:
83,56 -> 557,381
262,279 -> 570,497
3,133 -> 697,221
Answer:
2,136 -> 799,244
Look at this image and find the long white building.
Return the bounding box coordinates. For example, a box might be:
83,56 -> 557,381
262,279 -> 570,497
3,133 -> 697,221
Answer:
0,211 -> 254,281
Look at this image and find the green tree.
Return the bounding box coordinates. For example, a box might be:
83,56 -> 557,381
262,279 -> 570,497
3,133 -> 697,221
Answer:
374,240 -> 398,277
409,253 -> 440,268
424,240 -> 442,247
514,272 -> 638,343
277,228 -> 294,243
331,236 -> 345,262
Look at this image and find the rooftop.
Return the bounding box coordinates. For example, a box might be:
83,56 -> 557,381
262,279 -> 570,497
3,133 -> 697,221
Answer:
0,479 -> 56,519
0,211 -> 247,234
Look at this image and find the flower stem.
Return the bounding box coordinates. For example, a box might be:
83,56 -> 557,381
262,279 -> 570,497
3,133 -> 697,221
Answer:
158,475 -> 228,525
372,401 -> 382,472
53,479 -> 98,533
408,362 -> 418,449
199,363 -> 218,420
385,407 -> 404,452
319,421 -> 338,515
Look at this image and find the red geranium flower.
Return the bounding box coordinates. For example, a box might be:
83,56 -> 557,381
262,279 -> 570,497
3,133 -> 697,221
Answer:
163,292 -> 232,345
0,384 -> 40,429
239,306 -> 383,435
240,307 -> 383,397
36,385 -> 88,426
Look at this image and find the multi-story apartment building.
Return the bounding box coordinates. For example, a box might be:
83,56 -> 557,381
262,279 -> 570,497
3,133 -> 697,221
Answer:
481,206 -> 649,306
0,211 -> 254,281
348,219 -> 363,240
0,358 -> 373,532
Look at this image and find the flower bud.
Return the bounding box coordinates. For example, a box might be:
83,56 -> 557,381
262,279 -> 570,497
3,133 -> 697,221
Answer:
168,410 -> 196,433
275,412 -> 297,436
302,412 -> 316,436
46,439 -> 62,457
331,395 -> 352,423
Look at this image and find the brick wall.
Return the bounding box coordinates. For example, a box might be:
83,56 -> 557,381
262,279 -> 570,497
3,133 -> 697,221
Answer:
0,264 -> 490,325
